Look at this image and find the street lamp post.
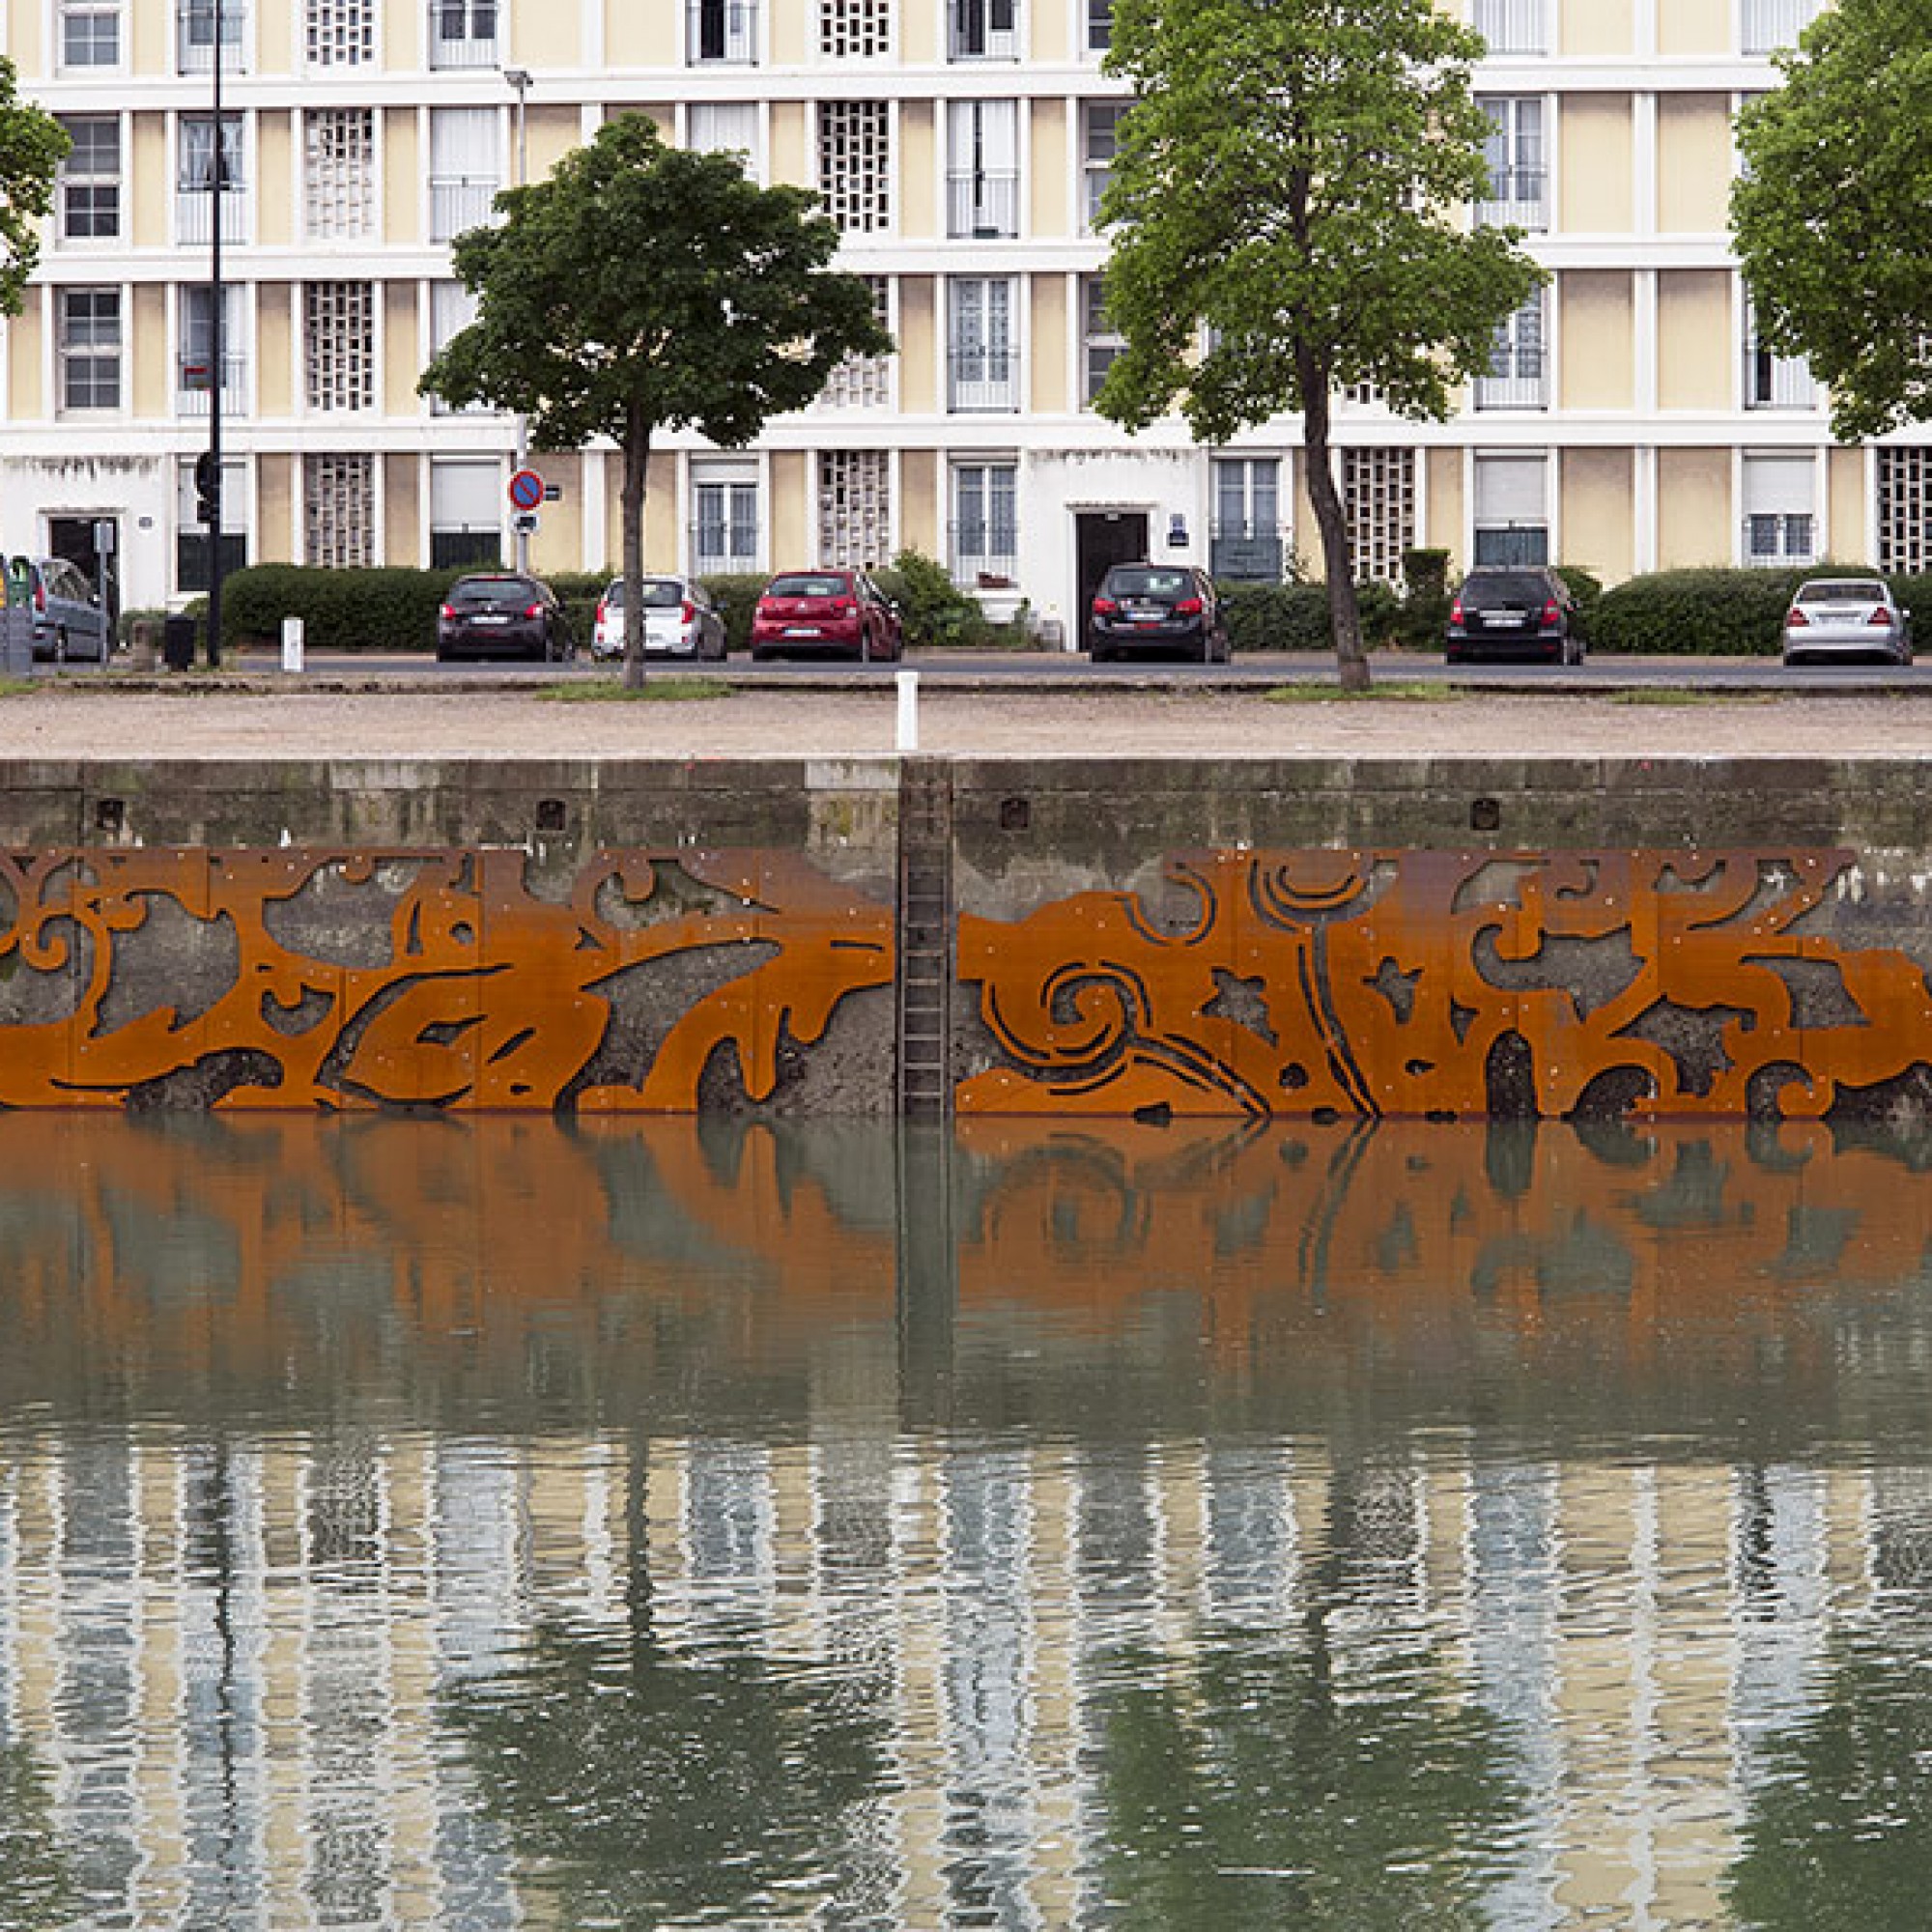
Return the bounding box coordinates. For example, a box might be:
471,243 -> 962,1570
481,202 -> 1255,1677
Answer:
503,67 -> 531,575
204,0 -> 225,667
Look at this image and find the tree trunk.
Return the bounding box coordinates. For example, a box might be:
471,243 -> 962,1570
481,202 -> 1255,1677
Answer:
620,413 -> 652,693
1300,371 -> 1371,693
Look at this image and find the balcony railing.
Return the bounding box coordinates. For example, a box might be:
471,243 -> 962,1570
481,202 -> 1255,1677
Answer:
691,524 -> 761,573
1747,346 -> 1816,410
950,525 -> 1018,588
947,171 -> 1019,239
688,0 -> 757,63
1208,526 -> 1287,582
426,5 -> 498,69
176,3 -> 244,73
1474,368 -> 1548,410
1472,0 -> 1547,56
176,189 -> 246,247
1477,167 -> 1547,231
949,353 -> 1020,412
1743,0 -> 1823,54
177,353 -> 245,416
950,3 -> 1019,60
430,175 -> 499,243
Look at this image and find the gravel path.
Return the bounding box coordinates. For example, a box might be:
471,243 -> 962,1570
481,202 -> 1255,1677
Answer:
2,679 -> 1930,761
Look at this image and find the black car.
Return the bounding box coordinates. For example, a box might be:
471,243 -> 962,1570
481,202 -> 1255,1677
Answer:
436,572 -> 570,663
1089,563 -> 1230,664
1445,566 -> 1584,665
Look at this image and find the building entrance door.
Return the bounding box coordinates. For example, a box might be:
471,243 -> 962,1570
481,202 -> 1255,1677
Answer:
1073,511 -> 1149,649
48,515 -> 118,630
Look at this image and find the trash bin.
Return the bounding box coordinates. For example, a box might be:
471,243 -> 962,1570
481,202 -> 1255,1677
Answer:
162,613 -> 197,671
0,606 -> 31,676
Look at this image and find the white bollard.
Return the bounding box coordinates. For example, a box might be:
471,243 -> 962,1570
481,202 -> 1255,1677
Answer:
895,668 -> 919,753
281,615 -> 305,673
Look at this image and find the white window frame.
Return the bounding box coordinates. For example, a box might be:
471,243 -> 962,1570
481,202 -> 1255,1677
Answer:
177,282 -> 245,417
1475,287 -> 1548,411
1740,451 -> 1817,567
1210,456 -> 1286,581
58,287 -> 124,413
691,458 -> 762,576
952,461 -> 1018,586
428,0 -> 499,70
947,99 -> 1020,240
1471,452 -> 1550,566
176,111 -> 248,247
56,113 -> 122,242
1476,96 -> 1547,231
951,275 -> 1020,413
428,105 -> 500,244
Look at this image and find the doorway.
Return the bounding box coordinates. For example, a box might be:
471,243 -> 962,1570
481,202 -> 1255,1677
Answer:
1074,511 -> 1150,644
48,515 -> 118,630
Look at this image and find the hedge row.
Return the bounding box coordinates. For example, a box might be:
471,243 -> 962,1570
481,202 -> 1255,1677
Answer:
1587,566 -> 1932,656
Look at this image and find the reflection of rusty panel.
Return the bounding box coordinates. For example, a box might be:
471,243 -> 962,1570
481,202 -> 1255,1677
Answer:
0,848 -> 892,1112
960,849 -> 1932,1120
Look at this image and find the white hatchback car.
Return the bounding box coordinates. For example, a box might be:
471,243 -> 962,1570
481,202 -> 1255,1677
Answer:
1781,577 -> 1914,667
591,575 -> 728,662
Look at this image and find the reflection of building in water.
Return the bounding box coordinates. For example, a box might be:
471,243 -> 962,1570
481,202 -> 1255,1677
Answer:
0,1422 -> 1906,1927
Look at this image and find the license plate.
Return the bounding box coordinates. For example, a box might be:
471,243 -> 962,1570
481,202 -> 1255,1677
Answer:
474,614 -> 509,625
1486,612 -> 1525,628
785,625 -> 820,638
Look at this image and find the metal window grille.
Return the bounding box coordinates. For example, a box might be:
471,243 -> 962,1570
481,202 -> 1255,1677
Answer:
951,276 -> 1019,412
306,0 -> 372,67
1745,512 -> 1814,566
1476,98 -> 1546,231
818,451 -> 892,567
819,0 -> 889,57
304,109 -> 374,238
688,0 -> 757,62
57,115 -> 121,240
177,0 -> 245,72
59,289 -> 122,412
1341,448 -> 1415,585
177,115 -> 246,245
952,463 -> 1017,584
951,0 -> 1018,60
61,0 -> 121,68
1476,290 -> 1547,411
430,107 -> 500,242
427,0 -> 497,68
304,453 -> 375,567
818,278 -> 893,410
1210,458 -> 1285,581
818,101 -> 891,233
1879,449 -> 1932,577
304,280 -> 374,412
178,284 -> 243,415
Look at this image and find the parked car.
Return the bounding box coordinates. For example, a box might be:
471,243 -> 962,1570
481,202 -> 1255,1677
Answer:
591,574 -> 728,662
750,569 -> 903,662
435,572 -> 570,663
5,554 -> 111,664
1445,565 -> 1585,665
1088,563 -> 1230,664
1781,576 -> 1914,667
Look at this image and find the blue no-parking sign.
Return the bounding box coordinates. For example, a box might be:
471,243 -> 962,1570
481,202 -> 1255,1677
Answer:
507,468 -> 544,512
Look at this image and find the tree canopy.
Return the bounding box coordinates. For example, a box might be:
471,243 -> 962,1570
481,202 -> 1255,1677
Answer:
0,59 -> 70,318
419,115 -> 890,684
1096,0 -> 1544,687
1731,0 -> 1932,443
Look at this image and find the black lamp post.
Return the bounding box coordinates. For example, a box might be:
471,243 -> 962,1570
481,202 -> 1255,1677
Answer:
205,0 -> 224,668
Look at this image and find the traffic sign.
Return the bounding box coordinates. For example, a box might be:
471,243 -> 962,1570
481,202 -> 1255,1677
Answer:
508,468 -> 544,512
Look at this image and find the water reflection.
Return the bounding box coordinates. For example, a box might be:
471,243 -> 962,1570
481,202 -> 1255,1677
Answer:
2,1114 -> 1932,1926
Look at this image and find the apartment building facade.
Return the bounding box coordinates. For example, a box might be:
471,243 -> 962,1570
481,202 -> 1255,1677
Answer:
4,0 -> 1928,634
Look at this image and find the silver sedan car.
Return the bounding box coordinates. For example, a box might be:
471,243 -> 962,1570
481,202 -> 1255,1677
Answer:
1781,577 -> 1914,667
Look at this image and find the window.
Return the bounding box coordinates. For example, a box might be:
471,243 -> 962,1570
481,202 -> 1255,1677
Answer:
177,0 -> 245,73
304,281 -> 375,412
61,0 -> 121,68
1477,98 -> 1546,230
428,0 -> 497,69
818,101 -> 891,233
1083,101 -> 1124,231
57,116 -> 121,241
1878,449 -> 1932,577
430,459 -> 501,568
951,0 -> 1017,60
428,281 -> 486,415
1082,275 -> 1123,406
177,113 -> 245,246
819,0 -> 888,56
1744,297 -> 1814,410
430,106 -> 499,243
947,100 -> 1018,240
1210,457 -> 1284,581
306,0 -> 372,67
818,451 -> 892,567
59,289 -> 122,412
1473,0 -> 1545,56
177,456 -> 246,589
692,460 -> 760,574
1475,289 -> 1547,410
1472,453 -> 1548,566
951,276 -> 1019,412
1086,0 -> 1111,52
688,0 -> 756,62
1743,0 -> 1824,55
1742,454 -> 1815,567
305,108 -> 375,238
689,102 -> 761,175
304,453 -> 375,566
952,463 -> 1017,585
1342,448 -> 1416,585
178,284 -> 243,414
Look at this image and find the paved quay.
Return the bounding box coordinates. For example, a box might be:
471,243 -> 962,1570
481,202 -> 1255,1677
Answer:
4,659 -> 1932,761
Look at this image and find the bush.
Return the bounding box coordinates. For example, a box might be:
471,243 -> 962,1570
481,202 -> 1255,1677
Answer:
1396,548 -> 1452,651
1589,565 -> 1823,656
543,571 -> 607,656
221,564 -> 472,654
699,574 -> 769,655
873,548 -> 1004,649
1217,579 -> 1411,653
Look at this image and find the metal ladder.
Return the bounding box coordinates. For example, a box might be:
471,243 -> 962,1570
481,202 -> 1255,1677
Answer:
895,756 -> 953,1120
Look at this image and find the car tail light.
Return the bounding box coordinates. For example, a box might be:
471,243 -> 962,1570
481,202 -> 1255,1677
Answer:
32,579 -> 45,613
1871,607 -> 1894,627
681,601 -> 696,623
439,603 -> 456,620
1174,596 -> 1205,615
1786,607 -> 1808,627
524,602 -> 544,619
1448,598 -> 1464,624
1542,601 -> 1562,625
829,597 -> 853,617
1093,596 -> 1120,617
595,595 -> 611,623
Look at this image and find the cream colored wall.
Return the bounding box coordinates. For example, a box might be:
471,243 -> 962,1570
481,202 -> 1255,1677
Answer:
899,104 -> 936,242
1030,99 -> 1067,241
1032,0 -> 1069,63
1656,449 -> 1731,567
10,297 -> 43,419
769,0 -> 808,65
508,0 -> 582,67
384,453 -> 419,565
528,450 -> 586,571
256,284 -> 292,416
525,104 -> 580,182
1657,271 -> 1732,412
1031,273 -> 1067,415
901,0 -> 938,64
130,0 -> 163,77
1656,97 -> 1733,234
770,103 -> 809,190
606,0 -> 676,67
257,2 -> 293,77
256,113 -> 292,249
384,110 -> 420,247
130,115 -> 169,250
898,276 -> 937,415
1559,97 -> 1634,234
771,450 -> 810,566
1829,448 -> 1867,561
383,285 -> 417,416
1557,0 -> 1631,57
1426,448 -> 1463,571
11,1 -> 43,78
1559,272 -> 1634,412
1561,448 -> 1634,581
382,0 -> 419,70
1658,0 -> 1731,56
259,453 -> 295,559
901,449 -> 940,557
130,284 -> 167,418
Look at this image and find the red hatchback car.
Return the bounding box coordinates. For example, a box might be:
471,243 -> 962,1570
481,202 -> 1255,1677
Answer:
750,568 -> 904,663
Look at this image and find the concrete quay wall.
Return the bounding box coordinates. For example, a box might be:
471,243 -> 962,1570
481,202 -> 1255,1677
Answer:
2,753 -> 1930,1121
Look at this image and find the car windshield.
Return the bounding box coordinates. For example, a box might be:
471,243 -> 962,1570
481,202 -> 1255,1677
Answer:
1106,568 -> 1192,597
1460,572 -> 1548,609
450,578 -> 535,606
1797,580 -> 1886,604
604,580 -> 684,609
767,574 -> 849,599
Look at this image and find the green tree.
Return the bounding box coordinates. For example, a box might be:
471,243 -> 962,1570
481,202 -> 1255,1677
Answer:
1731,0 -> 1932,442
0,59 -> 70,317
419,115 -> 890,688
1095,0 -> 1544,690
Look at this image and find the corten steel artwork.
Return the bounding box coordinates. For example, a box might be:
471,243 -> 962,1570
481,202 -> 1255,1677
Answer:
0,846 -> 892,1110
959,848 -> 1932,1120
